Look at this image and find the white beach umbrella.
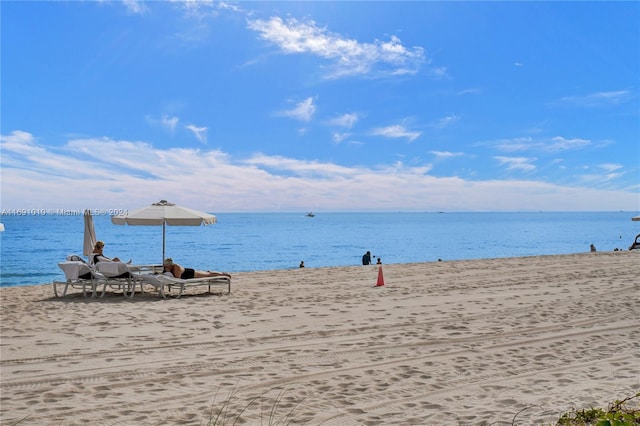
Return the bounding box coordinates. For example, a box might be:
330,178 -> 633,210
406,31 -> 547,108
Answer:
111,200 -> 217,263
83,209 -> 97,257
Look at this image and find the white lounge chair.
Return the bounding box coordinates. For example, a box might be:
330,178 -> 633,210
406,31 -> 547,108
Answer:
130,274 -> 167,298
93,262 -> 154,298
149,274 -> 231,298
54,257 -> 98,298
55,256 -> 139,298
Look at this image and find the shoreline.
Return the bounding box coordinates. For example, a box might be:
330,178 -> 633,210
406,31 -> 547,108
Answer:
1,250 -> 636,289
2,211 -> 638,288
1,252 -> 639,425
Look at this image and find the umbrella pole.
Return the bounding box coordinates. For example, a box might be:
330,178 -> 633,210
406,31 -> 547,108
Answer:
162,221 -> 166,264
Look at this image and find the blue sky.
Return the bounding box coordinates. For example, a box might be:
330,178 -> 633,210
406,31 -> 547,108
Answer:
2,1 -> 639,213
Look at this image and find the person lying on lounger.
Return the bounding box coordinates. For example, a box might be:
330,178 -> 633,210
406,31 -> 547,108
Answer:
162,258 -> 231,280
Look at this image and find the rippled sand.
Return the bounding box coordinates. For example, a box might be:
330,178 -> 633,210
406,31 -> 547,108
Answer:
1,252 -> 638,425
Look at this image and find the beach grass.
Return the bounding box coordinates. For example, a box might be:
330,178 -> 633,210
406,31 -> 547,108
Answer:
201,391 -> 640,425
555,392 -> 640,426
204,386 -> 304,426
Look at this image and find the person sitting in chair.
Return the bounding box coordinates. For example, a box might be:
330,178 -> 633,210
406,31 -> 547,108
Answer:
163,258 -> 231,280
92,241 -> 132,278
92,241 -> 128,264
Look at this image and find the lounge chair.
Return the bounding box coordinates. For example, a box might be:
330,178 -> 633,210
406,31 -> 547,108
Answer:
96,263 -> 167,297
54,256 -> 98,298
131,274 -> 168,298
148,274 -> 231,298
54,256 -> 139,298
93,262 -> 163,298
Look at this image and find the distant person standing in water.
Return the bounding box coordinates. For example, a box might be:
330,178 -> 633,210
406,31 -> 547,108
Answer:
362,251 -> 372,265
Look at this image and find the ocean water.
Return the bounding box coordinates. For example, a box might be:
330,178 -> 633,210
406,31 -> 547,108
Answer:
1,211 -> 638,287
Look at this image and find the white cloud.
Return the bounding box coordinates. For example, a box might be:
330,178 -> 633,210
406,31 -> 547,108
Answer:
578,167 -> 625,186
371,125 -> 421,142
556,90 -> 632,107
430,151 -> 463,159
2,131 -> 638,212
122,0 -> 149,15
593,164 -> 626,183
172,0 -> 216,14
432,114 -> 459,129
279,97 -> 316,122
491,136 -> 591,153
217,2 -> 243,13
429,66 -> 450,79
598,163 -> 623,173
185,124 -> 208,144
328,113 -> 359,129
146,114 -> 179,132
160,0 -> 225,46
456,88 -> 482,96
547,136 -> 590,152
494,156 -> 537,172
0,130 -> 40,154
332,132 -> 351,144
243,153 -> 359,178
162,115 -> 179,132
247,17 -> 425,79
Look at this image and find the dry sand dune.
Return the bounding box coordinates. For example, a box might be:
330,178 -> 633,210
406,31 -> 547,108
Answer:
1,252 -> 638,425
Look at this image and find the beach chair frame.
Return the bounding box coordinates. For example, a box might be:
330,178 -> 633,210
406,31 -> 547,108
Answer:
154,274 -> 231,298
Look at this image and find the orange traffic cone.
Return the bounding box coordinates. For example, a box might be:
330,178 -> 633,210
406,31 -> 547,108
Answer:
376,266 -> 385,287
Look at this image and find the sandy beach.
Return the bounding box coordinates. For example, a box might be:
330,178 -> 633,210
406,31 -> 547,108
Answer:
1,252 -> 638,425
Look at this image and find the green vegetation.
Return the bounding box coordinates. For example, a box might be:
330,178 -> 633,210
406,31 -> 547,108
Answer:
203,390 -> 640,425
555,393 -> 640,426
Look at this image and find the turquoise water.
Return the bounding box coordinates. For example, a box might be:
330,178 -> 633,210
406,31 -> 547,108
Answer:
1,211 -> 638,287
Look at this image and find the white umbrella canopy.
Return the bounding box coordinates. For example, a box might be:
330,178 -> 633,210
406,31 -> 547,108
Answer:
111,200 -> 217,262
83,209 -> 97,257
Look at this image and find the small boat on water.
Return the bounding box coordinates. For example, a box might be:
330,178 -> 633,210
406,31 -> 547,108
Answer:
306,212 -> 315,217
